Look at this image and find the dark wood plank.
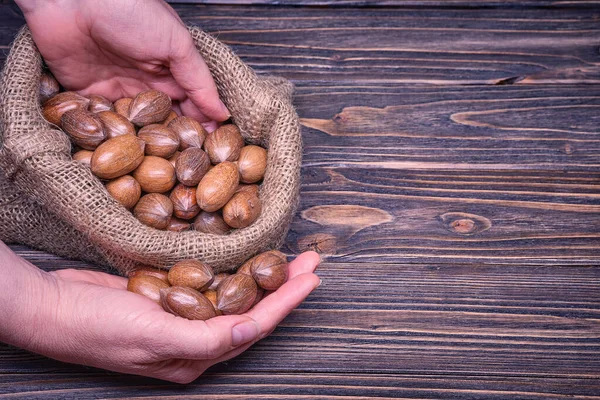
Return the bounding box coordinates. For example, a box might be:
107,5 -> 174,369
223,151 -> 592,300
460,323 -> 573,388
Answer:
168,0 -> 600,8
2,5 -> 600,85
184,6 -> 600,85
288,172 -> 600,265
4,0 -> 599,7
296,84 -> 600,170
0,372 -> 599,399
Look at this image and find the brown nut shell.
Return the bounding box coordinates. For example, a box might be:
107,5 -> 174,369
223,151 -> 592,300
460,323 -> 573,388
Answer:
207,272 -> 230,291
133,156 -> 177,193
238,145 -> 268,183
128,267 -> 169,283
175,147 -> 211,187
216,273 -> 258,315
127,275 -> 170,303
202,290 -> 222,316
168,151 -> 180,168
203,124 -> 244,164
168,116 -> 207,150
42,91 -> 89,126
133,193 -> 173,230
97,111 -> 136,139
114,97 -> 133,119
160,286 -> 217,321
138,124 -> 180,158
105,175 -> 141,209
168,259 -> 214,291
222,191 -> 262,229
90,135 -> 145,179
88,94 -> 114,113
252,287 -> 265,307
193,211 -> 231,235
196,161 -> 240,212
235,184 -> 259,197
170,184 -> 200,220
166,217 -> 191,232
39,73 -> 60,103
72,150 -> 93,167
236,260 -> 253,276
61,108 -> 106,150
161,110 -> 179,126
129,90 -> 172,127
250,250 -> 288,291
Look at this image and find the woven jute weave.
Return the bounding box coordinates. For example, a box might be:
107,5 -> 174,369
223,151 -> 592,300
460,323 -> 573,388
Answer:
0,26 -> 302,275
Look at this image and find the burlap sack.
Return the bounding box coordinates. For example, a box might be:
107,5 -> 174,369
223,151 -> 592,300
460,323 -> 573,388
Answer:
0,26 -> 302,275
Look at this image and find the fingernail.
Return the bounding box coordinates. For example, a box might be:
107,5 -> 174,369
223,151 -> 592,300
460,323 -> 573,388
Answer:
232,320 -> 259,346
218,100 -> 230,119
317,279 -> 323,288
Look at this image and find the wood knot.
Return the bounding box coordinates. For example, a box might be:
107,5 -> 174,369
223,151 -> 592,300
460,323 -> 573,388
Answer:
297,233 -> 337,255
439,212 -> 492,236
562,143 -> 575,155
450,219 -> 476,234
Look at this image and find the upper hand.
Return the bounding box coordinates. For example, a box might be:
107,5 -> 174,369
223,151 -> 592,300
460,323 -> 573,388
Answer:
17,0 -> 229,123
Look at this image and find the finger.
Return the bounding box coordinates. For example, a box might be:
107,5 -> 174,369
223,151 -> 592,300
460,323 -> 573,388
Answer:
168,35 -> 230,122
262,251 -> 321,297
147,80 -> 187,103
245,272 -> 320,339
156,314 -> 261,361
287,251 -> 321,280
171,102 -> 182,117
179,98 -> 210,122
201,120 -> 219,133
49,269 -> 128,290
160,1 -> 186,26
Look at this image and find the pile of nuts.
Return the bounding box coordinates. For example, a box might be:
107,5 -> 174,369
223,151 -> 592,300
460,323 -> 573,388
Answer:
40,73 -> 266,233
127,250 -> 288,319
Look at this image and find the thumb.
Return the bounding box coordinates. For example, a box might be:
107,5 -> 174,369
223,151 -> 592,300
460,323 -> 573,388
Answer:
169,35 -> 230,122
158,314 -> 260,361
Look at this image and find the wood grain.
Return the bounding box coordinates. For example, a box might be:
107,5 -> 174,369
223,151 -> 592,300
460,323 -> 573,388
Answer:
2,5 -> 600,85
285,83 -> 600,265
296,84 -> 600,170
168,0 -> 600,7
181,5 -> 600,85
1,372 -> 600,399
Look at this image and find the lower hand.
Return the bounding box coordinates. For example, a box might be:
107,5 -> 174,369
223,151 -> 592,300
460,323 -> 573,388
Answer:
0,242 -> 320,383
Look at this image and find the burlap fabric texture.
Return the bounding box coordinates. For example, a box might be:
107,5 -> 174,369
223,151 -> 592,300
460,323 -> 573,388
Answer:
0,26 -> 302,275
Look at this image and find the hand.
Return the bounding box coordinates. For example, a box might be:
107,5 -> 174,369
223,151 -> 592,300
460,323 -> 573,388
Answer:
15,0 -> 229,125
0,242 -> 321,383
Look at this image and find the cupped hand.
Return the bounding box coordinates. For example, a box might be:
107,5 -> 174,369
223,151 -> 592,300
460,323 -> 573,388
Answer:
2,244 -> 320,384
16,0 -> 228,123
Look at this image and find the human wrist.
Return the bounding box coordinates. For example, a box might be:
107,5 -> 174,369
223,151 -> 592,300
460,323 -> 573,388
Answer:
0,243 -> 58,351
14,0 -> 66,15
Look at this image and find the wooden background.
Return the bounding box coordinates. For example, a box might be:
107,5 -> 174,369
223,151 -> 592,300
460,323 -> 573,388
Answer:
1,0 -> 600,398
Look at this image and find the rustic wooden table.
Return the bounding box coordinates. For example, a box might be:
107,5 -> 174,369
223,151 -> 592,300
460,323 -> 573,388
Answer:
1,1 -> 600,398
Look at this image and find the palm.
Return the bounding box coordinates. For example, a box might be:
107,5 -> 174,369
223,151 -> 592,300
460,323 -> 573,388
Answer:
23,0 -> 227,122
38,22 -> 187,105
48,268 -> 212,374
46,42 -> 180,102
49,268 -> 171,330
